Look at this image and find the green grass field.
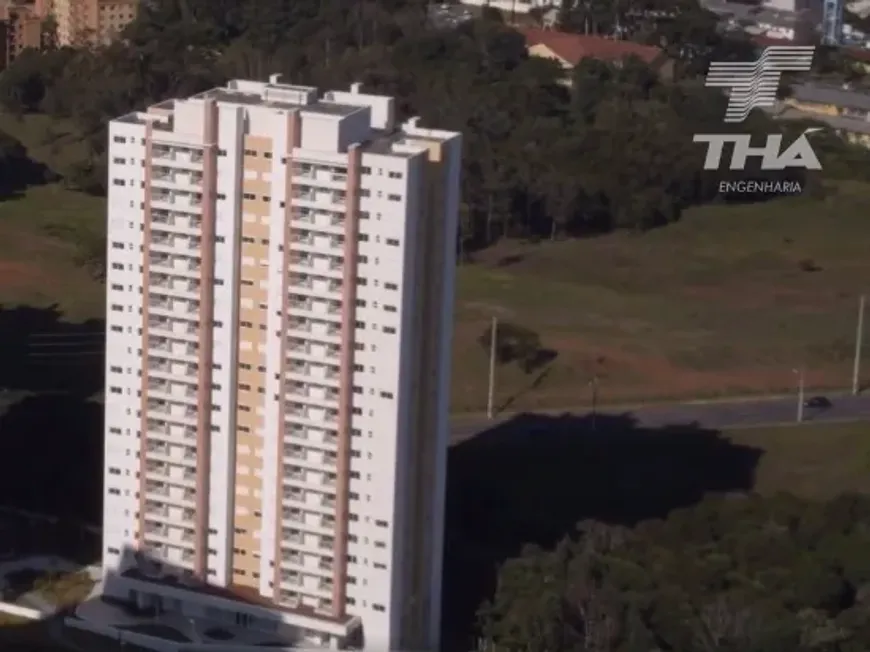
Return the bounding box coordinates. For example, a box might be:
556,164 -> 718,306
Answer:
726,421 -> 870,498
3,113 -> 870,411
455,184 -> 870,411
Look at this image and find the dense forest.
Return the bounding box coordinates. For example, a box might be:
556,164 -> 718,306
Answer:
0,0 -> 869,251
479,493 -> 870,652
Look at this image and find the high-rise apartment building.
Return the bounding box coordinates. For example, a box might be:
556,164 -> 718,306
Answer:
49,0 -> 138,46
100,78 -> 461,649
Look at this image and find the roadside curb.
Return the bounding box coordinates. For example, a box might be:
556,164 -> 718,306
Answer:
724,416 -> 870,431
450,388 -> 858,426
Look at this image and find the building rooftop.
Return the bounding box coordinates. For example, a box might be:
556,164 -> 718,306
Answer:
197,88 -> 363,117
790,82 -> 870,112
517,28 -> 665,66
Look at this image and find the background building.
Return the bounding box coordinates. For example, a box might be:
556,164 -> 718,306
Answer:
0,0 -> 46,70
822,0 -> 845,44
49,0 -> 138,46
100,77 -> 461,649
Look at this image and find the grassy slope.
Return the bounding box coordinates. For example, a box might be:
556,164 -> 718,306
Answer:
455,183 -> 870,410
727,420 -> 870,498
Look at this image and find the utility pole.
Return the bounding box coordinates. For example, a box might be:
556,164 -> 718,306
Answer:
853,294 -> 865,396
793,367 -> 805,423
487,316 -> 498,420
589,375 -> 599,432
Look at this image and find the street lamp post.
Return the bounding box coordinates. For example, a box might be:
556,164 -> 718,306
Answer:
853,294 -> 865,395
793,367 -> 805,423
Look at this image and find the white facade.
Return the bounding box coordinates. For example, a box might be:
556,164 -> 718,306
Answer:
102,77 -> 462,650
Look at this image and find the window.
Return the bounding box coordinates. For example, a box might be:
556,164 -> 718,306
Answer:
387,194 -> 401,202
108,488 -> 120,495
374,562 -> 387,570
219,148 -> 227,156
384,305 -> 396,313
388,171 -> 403,179
264,152 -> 272,159
109,387 -> 122,394
111,283 -> 123,291
358,233 -> 369,242
243,193 -> 256,200
111,304 -> 123,312
109,427 -> 122,434
108,546 -> 121,554
113,136 -> 126,143
110,325 -> 123,333
108,467 -> 121,475
244,149 -> 257,156
386,238 -> 400,246
383,326 -> 396,334
239,383 -> 251,391
112,179 -> 126,186
355,299 -> 366,308
373,604 -> 385,612
361,166 -> 371,174
385,282 -> 398,290
242,236 -> 255,243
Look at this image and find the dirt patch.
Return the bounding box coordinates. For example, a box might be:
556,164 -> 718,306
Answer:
0,261 -> 48,292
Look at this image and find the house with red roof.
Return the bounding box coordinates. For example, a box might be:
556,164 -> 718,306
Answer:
516,28 -> 675,82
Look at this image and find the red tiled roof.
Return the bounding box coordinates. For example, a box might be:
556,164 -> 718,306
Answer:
518,28 -> 665,66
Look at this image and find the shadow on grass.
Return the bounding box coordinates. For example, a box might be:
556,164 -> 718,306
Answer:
441,412 -> 764,649
0,133 -> 59,202
0,305 -> 104,564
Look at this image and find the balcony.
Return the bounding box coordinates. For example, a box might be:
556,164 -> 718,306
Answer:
282,530 -> 304,545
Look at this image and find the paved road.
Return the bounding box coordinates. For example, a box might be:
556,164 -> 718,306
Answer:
451,393 -> 870,444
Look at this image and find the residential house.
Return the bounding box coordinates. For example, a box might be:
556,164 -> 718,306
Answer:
517,28 -> 674,83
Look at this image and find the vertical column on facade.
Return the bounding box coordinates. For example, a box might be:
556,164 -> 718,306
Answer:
332,143 -> 362,617
137,120 -> 155,550
194,98 -> 219,580
273,109 -> 302,603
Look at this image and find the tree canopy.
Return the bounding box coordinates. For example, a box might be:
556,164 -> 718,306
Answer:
480,493 -> 870,652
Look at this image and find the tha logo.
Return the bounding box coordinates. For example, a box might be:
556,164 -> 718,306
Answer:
693,46 -> 822,172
